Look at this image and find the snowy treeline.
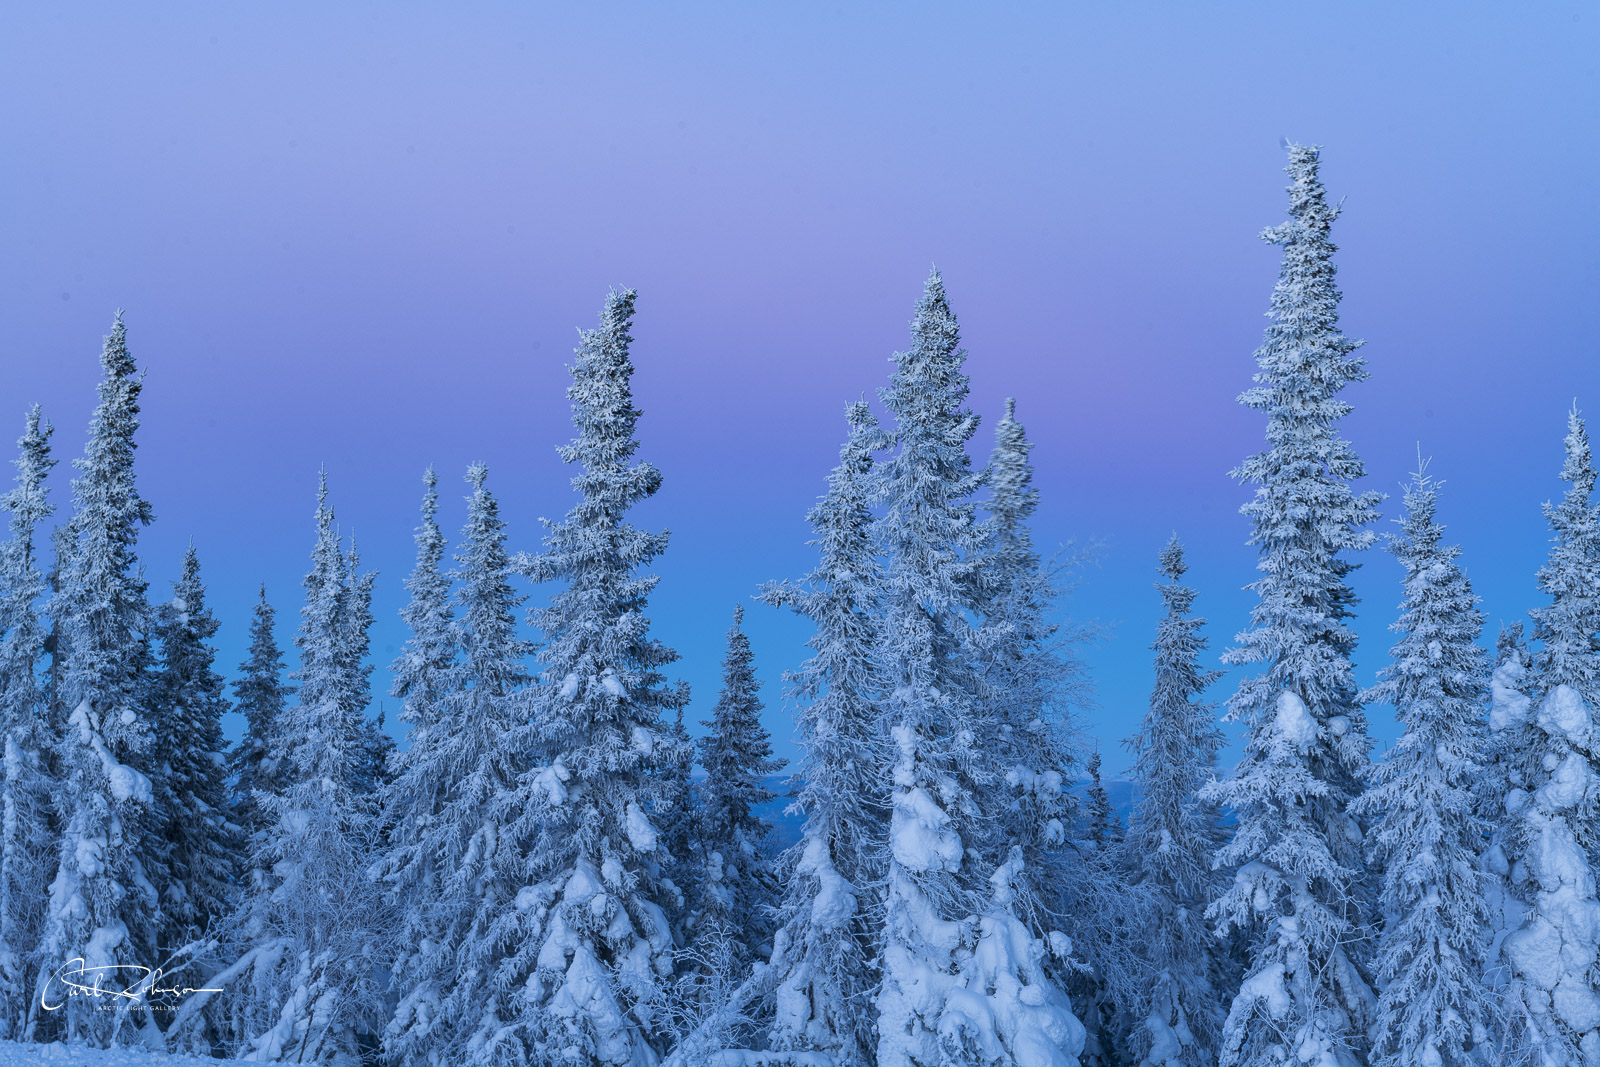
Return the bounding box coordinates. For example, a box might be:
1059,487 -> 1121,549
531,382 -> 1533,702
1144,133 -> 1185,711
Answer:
1,142 -> 1597,1067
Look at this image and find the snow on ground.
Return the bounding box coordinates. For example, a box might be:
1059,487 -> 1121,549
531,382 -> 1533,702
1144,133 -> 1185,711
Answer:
0,1040 -> 241,1066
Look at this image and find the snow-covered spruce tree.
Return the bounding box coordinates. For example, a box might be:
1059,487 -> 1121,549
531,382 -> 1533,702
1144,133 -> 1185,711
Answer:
1069,746 -> 1143,1067
343,538 -> 390,794
875,271 -> 1083,1067
148,544 -> 238,954
689,606 -> 784,981
1496,408 -> 1600,1066
756,400 -> 889,1067
379,463 -> 539,1066
1083,751 -> 1119,852
230,586 -> 293,855
0,406 -> 55,1040
511,288 -> 691,1065
1479,622 -> 1534,1005
191,475 -> 392,1064
1348,465 -> 1493,1067
1204,144 -> 1382,1067
32,315 -> 161,1047
1124,536 -> 1226,1067
971,399 -> 1084,918
374,466 -> 457,1061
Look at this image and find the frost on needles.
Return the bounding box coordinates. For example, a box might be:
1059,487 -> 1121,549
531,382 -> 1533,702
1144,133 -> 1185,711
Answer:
1351,464 -> 1493,1067
1204,143 -> 1382,1067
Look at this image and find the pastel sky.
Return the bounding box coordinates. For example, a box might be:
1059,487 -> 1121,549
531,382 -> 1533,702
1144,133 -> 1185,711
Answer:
2,3 -> 1597,769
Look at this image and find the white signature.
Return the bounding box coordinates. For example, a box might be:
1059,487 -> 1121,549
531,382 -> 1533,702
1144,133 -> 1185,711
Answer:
40,959 -> 223,1011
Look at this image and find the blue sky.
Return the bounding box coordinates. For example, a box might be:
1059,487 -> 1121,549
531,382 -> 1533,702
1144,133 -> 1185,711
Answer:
2,2 -> 1597,769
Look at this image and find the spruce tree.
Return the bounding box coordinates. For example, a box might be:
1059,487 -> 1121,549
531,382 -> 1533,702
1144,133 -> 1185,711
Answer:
692,605 -> 784,975
0,407 -> 55,1040
761,401 -> 889,1067
230,587 -> 292,852
148,544 -> 237,953
343,538 -> 390,793
1125,536 -> 1226,1067
874,272 -> 1082,1067
375,467 -> 456,1063
972,399 -> 1083,925
1205,144 -> 1381,1067
209,475 -> 390,1064
380,464 -> 537,1066
35,315 -> 161,1046
1349,466 -> 1493,1067
1480,622 -> 1534,1008
513,289 -> 691,1065
1497,409 -> 1600,1065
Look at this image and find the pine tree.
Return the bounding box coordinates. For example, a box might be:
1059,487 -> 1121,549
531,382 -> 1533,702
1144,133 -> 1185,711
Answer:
1497,409 -> 1600,1065
691,605 -> 784,976
230,587 -> 293,852
1205,144 -> 1381,1067
379,463 -> 538,1066
875,272 -> 1083,1067
34,315 -> 161,1046
760,401 -> 889,1067
1349,465 -> 1493,1067
1125,536 -> 1226,1067
0,407 -> 55,1040
148,544 -> 238,953
513,289 -> 691,1065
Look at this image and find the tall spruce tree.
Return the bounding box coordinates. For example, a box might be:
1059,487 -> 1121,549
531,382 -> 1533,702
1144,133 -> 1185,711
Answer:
343,538 -> 390,793
874,272 -> 1082,1067
1497,409 -> 1600,1065
34,316 -> 161,1046
1205,144 -> 1381,1067
203,476 -> 390,1064
513,289 -> 691,1065
1350,466 -> 1494,1067
148,544 -> 237,953
692,605 -> 784,975
374,466 -> 457,1060
230,587 -> 292,854
972,400 -> 1083,925
0,407 -> 55,1040
761,401 -> 888,1067
380,463 -> 537,1066
1125,536 -> 1226,1067
1480,623 -> 1534,1014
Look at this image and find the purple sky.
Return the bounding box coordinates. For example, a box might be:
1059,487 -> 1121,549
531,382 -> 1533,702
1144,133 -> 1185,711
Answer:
2,3 -> 1597,770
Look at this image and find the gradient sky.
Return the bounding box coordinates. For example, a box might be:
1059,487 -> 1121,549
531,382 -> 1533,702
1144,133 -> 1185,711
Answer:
2,3 -> 1597,771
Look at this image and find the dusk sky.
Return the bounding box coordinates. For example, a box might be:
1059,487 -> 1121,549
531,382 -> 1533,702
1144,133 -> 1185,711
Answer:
2,3 -> 1597,770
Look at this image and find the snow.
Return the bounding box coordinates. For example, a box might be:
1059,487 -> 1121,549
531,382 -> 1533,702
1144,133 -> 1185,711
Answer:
1538,683 -> 1591,745
1272,691 -> 1317,752
1237,962 -> 1290,1019
0,1041 -> 243,1065
1536,751 -> 1593,812
69,702 -> 153,805
889,786 -> 962,873
624,800 -> 658,852
796,836 -> 856,931
532,762 -> 571,806
1488,659 -> 1532,732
